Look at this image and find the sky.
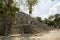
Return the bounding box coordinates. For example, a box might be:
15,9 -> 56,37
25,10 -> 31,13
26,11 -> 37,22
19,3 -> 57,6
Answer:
16,0 -> 60,19
32,0 -> 60,19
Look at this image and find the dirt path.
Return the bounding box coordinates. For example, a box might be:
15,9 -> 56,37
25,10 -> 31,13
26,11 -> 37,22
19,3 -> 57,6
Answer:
30,29 -> 60,40
0,29 -> 60,40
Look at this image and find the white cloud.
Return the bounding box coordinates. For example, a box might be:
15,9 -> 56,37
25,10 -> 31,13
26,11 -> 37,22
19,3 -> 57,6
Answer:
49,2 -> 60,15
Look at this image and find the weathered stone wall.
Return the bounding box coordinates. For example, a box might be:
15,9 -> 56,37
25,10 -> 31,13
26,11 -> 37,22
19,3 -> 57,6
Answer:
0,12 -> 54,36
9,12 -> 54,35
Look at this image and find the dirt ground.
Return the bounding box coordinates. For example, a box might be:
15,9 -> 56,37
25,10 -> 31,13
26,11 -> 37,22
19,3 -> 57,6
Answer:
30,29 -> 60,40
0,29 -> 60,40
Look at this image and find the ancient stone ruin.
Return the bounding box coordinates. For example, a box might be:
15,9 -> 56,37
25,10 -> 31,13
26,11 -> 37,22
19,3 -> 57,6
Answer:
10,12 -> 53,35
0,12 -> 54,36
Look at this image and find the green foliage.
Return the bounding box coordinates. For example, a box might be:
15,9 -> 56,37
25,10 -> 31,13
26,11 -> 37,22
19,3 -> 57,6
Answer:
44,19 -> 54,26
0,0 -> 19,36
45,14 -> 60,28
44,14 -> 60,28
26,0 -> 38,14
53,14 -> 60,28
36,14 -> 60,29
27,0 -> 38,6
0,0 -> 19,19
36,17 -> 42,23
51,0 -> 55,1
19,0 -> 38,15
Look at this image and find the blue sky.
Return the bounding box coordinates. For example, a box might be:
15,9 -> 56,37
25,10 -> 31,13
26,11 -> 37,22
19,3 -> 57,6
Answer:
18,0 -> 60,19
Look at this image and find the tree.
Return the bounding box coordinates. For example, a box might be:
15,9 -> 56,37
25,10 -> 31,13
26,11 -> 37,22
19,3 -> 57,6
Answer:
0,0 -> 19,36
36,17 -> 42,23
43,14 -> 60,28
48,15 -> 54,20
27,0 -> 38,15
51,0 -> 55,1
54,14 -> 60,28
26,0 -> 38,34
